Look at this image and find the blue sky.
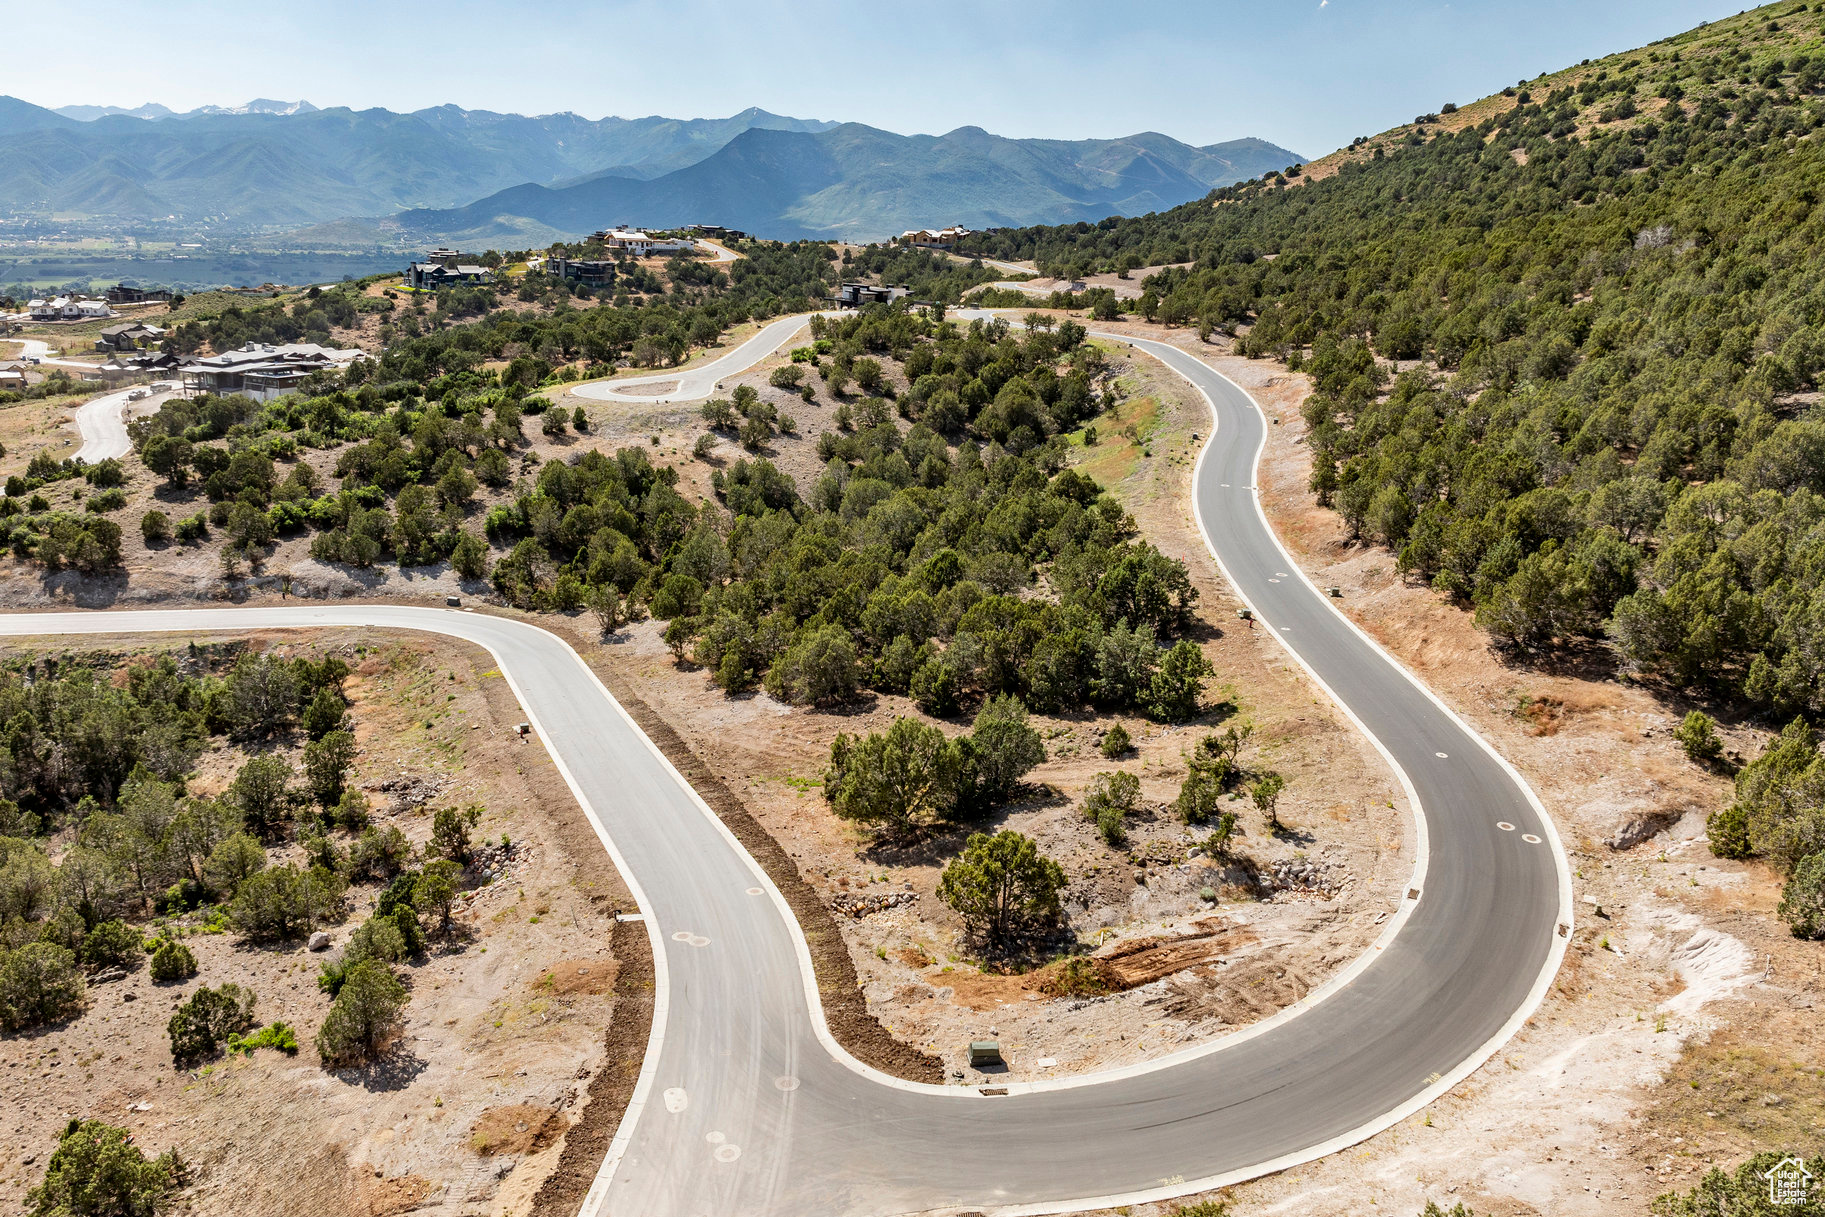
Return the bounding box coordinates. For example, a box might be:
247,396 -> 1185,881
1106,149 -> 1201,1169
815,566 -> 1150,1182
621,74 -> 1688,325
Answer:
15,0 -> 1746,156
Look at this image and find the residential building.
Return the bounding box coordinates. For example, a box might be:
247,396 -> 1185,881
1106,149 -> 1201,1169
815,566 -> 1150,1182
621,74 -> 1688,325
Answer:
588,227 -> 697,258
898,225 -> 972,249
403,259 -> 493,290
28,296 -> 114,321
687,224 -> 747,240
105,284 -> 175,305
547,258 -> 617,286
0,364 -> 28,390
96,322 -> 166,352
835,282 -> 909,307
179,342 -> 366,402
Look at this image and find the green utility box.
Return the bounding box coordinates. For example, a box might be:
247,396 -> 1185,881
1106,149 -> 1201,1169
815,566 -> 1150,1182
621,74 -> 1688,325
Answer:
969,1040 -> 1003,1067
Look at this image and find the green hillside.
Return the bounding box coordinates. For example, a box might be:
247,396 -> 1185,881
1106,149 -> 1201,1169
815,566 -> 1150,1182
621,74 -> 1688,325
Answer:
964,2 -> 1825,718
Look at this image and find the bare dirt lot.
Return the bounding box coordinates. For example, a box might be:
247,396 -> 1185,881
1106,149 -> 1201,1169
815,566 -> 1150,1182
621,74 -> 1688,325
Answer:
0,629 -> 635,1217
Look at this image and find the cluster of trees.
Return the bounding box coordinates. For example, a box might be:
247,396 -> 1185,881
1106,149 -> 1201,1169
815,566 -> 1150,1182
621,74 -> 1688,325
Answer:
587,313 -> 1207,718
824,696 -> 1046,839
1710,718 -> 1825,937
0,647 -> 348,830
0,643 -> 484,1068
160,284 -> 376,356
958,21 -> 1825,711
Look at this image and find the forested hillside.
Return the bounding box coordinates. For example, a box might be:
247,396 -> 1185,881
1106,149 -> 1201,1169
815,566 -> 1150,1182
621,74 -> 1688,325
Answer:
963,3 -> 1825,721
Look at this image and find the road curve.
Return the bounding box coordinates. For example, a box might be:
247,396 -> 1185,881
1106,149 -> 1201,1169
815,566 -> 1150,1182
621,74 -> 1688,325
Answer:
72,388 -> 141,463
568,312 -> 829,404
0,335 -> 1571,1217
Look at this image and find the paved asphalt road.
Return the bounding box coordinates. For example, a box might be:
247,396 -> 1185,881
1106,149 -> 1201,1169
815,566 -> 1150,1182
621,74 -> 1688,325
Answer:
71,387 -> 150,463
0,332 -> 1569,1217
568,312 -> 830,405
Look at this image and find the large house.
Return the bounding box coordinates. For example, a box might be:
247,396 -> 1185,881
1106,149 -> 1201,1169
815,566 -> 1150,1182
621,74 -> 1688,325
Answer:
404,249 -> 492,291
105,284 -> 174,305
898,225 -> 972,250
28,296 -> 115,322
588,228 -> 697,258
547,257 -> 617,286
179,342 -> 366,401
835,282 -> 909,307
96,322 -> 166,353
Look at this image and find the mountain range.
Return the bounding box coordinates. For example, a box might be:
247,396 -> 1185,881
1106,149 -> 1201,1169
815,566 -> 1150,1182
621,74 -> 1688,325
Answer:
0,96 -> 1300,244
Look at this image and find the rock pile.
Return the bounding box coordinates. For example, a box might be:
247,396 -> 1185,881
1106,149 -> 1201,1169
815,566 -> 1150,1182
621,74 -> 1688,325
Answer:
831,890 -> 918,919
374,773 -> 451,813
1266,858 -> 1344,898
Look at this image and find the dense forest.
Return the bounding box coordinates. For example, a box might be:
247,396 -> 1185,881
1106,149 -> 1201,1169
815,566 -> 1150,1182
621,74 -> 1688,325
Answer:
961,6 -> 1825,723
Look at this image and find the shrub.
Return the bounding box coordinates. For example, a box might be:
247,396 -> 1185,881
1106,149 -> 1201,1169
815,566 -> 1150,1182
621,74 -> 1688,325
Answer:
0,942 -> 85,1029
412,860 -> 462,937
937,830 -> 1067,947
202,832 -> 266,898
766,624 -> 862,706
1083,771 -> 1141,846
314,960 -> 408,1066
80,920 -> 144,970
227,1021 -> 299,1056
1150,639 -> 1213,722
140,510 -> 172,545
24,1119 -> 186,1217
230,864 -> 344,942
825,717 -> 965,839
432,806 -> 480,865
1706,804 -> 1753,860
963,694 -> 1046,809
1778,852 -> 1825,939
1100,723 -> 1131,758
1041,954 -> 1113,998
167,983 -> 257,1063
148,937 -> 198,983
348,825 -> 412,880
1650,1152 -> 1825,1215
84,488 -> 128,513
1675,711 -> 1723,766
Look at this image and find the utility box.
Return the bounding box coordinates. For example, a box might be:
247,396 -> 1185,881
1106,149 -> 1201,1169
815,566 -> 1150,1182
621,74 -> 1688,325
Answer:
446,596 -> 461,606
969,1040 -> 1003,1067
1237,608 -> 1254,621
1327,587 -> 1342,598
515,723 -> 531,737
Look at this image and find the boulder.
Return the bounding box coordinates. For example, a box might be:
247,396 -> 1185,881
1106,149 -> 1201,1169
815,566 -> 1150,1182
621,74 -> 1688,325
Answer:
307,931 -> 331,951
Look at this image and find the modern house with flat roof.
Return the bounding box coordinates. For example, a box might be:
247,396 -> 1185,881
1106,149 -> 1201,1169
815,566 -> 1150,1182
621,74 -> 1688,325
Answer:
835,282 -> 909,307
548,257 -> 617,286
179,342 -> 366,401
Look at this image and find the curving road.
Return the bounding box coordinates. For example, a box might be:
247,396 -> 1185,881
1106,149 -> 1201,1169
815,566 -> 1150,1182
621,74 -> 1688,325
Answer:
569,312 -> 830,405
0,329 -> 1571,1217
71,387 -> 147,463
